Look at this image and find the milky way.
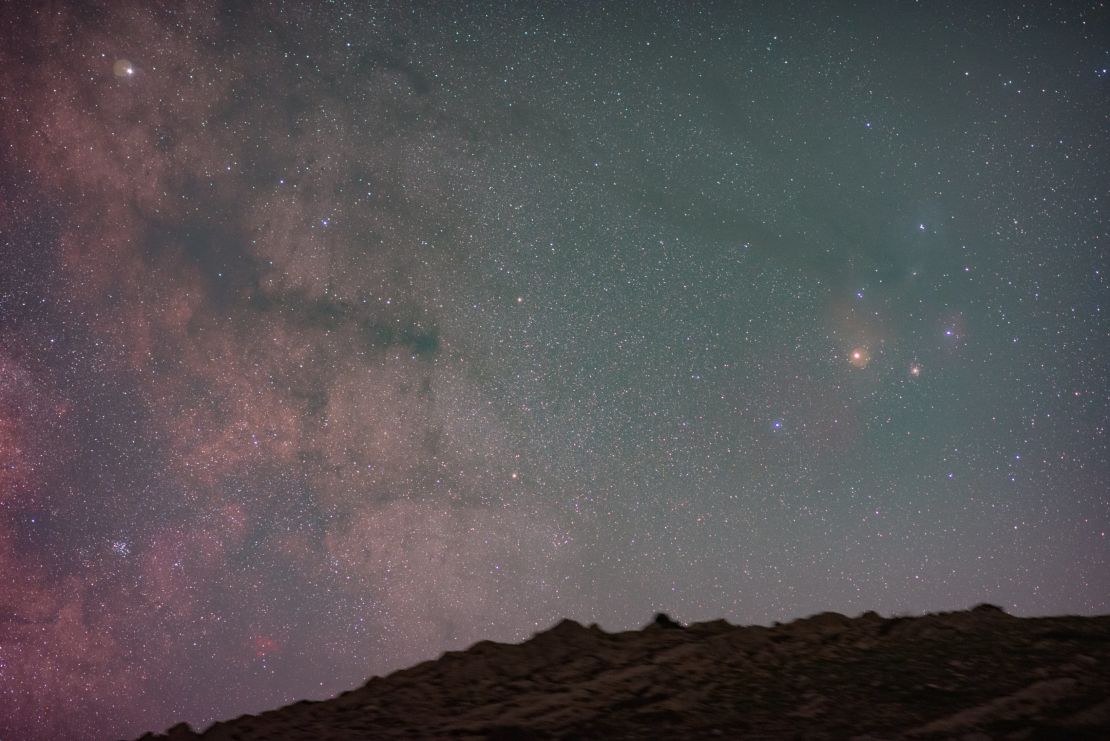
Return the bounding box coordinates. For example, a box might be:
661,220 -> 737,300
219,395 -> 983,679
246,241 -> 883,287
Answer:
1,2 -> 1107,738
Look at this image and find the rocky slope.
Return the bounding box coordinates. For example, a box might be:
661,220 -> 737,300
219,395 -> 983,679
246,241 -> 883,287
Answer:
136,605 -> 1110,740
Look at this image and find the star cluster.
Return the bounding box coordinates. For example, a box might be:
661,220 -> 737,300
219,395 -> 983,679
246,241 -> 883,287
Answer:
1,2 -> 1107,738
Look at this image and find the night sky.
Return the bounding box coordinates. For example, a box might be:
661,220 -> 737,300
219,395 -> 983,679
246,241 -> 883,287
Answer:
1,1 -> 1108,738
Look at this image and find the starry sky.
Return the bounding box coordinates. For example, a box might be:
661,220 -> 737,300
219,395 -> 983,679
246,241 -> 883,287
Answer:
1,1 -> 1107,738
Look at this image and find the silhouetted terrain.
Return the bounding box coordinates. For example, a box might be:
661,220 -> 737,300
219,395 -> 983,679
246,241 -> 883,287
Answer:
136,606 -> 1110,740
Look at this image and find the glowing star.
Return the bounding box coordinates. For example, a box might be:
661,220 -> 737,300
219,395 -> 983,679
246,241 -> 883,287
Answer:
113,59 -> 134,77
909,364 -> 922,377
848,347 -> 871,369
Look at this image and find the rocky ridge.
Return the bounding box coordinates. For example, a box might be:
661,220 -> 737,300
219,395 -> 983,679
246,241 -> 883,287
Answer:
136,605 -> 1110,739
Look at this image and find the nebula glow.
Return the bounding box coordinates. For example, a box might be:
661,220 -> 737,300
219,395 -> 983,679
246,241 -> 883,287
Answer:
849,347 -> 872,369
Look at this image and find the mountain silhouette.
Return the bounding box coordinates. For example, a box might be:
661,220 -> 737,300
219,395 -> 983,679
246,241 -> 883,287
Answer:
135,606 -> 1110,739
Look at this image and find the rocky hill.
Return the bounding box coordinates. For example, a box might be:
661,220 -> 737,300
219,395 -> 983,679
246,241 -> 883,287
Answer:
135,606 -> 1110,740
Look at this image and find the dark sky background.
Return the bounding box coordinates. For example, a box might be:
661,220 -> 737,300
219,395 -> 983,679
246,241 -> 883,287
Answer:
1,1 -> 1107,738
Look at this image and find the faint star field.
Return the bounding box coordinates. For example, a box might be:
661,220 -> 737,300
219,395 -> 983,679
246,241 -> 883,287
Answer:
0,1 -> 1107,739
